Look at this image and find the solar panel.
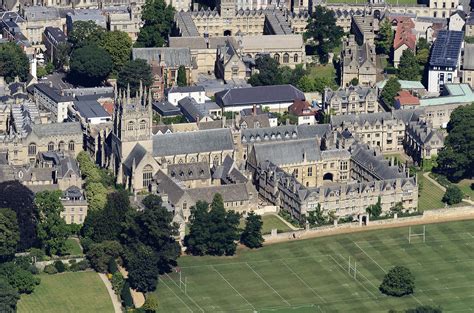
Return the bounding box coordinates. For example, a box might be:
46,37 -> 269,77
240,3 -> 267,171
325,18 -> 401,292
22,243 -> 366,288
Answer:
429,30 -> 464,67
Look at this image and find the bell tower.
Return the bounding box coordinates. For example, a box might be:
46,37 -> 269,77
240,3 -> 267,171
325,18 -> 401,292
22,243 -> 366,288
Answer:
112,82 -> 153,162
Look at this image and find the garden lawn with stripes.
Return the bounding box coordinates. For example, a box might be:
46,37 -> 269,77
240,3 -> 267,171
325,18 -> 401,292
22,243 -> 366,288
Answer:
18,272 -> 114,313
156,219 -> 474,312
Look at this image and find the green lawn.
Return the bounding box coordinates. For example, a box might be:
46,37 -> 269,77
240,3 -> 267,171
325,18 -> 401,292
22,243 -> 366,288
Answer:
456,179 -> 474,200
307,64 -> 336,80
417,173 -> 446,211
65,238 -> 83,255
18,272 -> 114,313
261,214 -> 293,234
156,219 -> 474,312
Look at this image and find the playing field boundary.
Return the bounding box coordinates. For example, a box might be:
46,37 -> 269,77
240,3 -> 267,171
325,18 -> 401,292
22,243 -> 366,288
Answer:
263,205 -> 474,245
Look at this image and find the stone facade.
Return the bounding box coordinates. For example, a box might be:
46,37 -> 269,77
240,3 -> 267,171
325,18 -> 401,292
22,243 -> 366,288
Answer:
341,35 -> 377,87
323,86 -> 380,116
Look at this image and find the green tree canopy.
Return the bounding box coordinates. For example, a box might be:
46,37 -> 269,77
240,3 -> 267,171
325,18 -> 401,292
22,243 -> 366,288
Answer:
380,77 -> 401,107
248,55 -> 282,86
435,103 -> 474,181
81,191 -> 132,242
379,266 -> 415,297
68,21 -> 106,48
121,200 -> 180,292
366,197 -> 382,218
69,45 -> 113,87
240,212 -> 264,249
143,293 -> 159,313
0,208 -> 19,261
86,240 -> 123,273
304,6 -> 344,64
117,59 -> 153,97
85,182 -> 108,211
0,43 -> 29,83
177,65 -> 187,87
184,194 -> 241,256
34,190 -> 69,256
0,278 -> 19,313
0,262 -> 40,294
376,19 -> 394,55
135,0 -> 175,47
0,182 -> 37,251
397,49 -> 420,81
99,31 -> 132,76
442,185 -> 464,205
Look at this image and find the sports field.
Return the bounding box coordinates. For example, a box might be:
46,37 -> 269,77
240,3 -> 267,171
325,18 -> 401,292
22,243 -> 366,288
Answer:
156,219 -> 474,312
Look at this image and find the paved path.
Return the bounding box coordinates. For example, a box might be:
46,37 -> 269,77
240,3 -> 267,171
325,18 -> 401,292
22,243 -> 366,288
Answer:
423,172 -> 474,205
98,273 -> 122,313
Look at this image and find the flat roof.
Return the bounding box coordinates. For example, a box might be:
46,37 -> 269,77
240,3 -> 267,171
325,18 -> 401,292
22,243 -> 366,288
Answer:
420,84 -> 474,106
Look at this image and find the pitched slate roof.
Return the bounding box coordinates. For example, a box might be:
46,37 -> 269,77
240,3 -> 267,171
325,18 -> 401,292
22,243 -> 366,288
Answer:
350,144 -> 405,180
168,162 -> 211,181
253,139 -> 321,165
241,123 -> 331,144
215,85 -> 305,108
132,47 -> 192,68
187,184 -> 250,203
29,122 -> 82,137
123,144 -> 148,172
152,128 -> 234,157
74,100 -> 110,119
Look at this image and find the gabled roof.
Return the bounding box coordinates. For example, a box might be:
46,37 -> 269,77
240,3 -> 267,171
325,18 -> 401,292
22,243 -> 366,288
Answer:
253,139 -> 321,165
29,122 -> 81,137
123,144 -> 148,171
393,19 -> 416,51
152,128 -> 234,157
215,85 -> 305,107
73,100 -> 110,119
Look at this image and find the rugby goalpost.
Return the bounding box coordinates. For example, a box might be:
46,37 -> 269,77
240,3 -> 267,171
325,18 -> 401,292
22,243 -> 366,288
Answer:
172,267 -> 188,295
348,256 -> 357,279
408,225 -> 426,244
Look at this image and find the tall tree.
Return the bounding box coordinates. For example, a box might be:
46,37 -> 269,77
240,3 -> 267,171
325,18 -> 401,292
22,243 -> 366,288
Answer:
135,0 -> 175,47
240,212 -> 264,249
85,182 -> 108,211
86,240 -> 123,273
121,198 -> 180,292
0,278 -> 19,313
0,182 -> 37,251
436,103 -> 474,181
69,45 -> 113,86
82,191 -> 132,242
54,42 -> 71,69
0,43 -> 29,83
248,55 -> 282,86
442,185 -> 463,205
35,191 -> 69,256
183,201 -> 211,256
375,19 -> 394,55
397,49 -> 420,81
304,6 -> 344,64
0,208 -> 19,261
99,31 -> 133,76
380,77 -> 401,107
117,59 -> 153,97
176,65 -> 187,87
68,21 -> 105,48
207,194 -> 240,256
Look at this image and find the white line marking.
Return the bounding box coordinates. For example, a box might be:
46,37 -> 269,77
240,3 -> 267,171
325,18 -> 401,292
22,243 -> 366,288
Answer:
211,265 -> 256,311
165,273 -> 205,312
246,262 -> 291,306
280,259 -> 326,303
161,278 -> 194,313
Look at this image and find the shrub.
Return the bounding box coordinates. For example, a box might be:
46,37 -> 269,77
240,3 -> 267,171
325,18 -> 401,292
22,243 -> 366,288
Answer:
111,272 -> 124,295
43,264 -> 57,275
77,260 -> 89,271
54,261 -> 66,273
121,281 -> 134,308
442,185 -> 463,205
28,248 -> 46,262
28,265 -> 39,275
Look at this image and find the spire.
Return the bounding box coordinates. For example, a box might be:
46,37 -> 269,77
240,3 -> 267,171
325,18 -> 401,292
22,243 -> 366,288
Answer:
127,84 -> 130,102
139,80 -> 143,101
